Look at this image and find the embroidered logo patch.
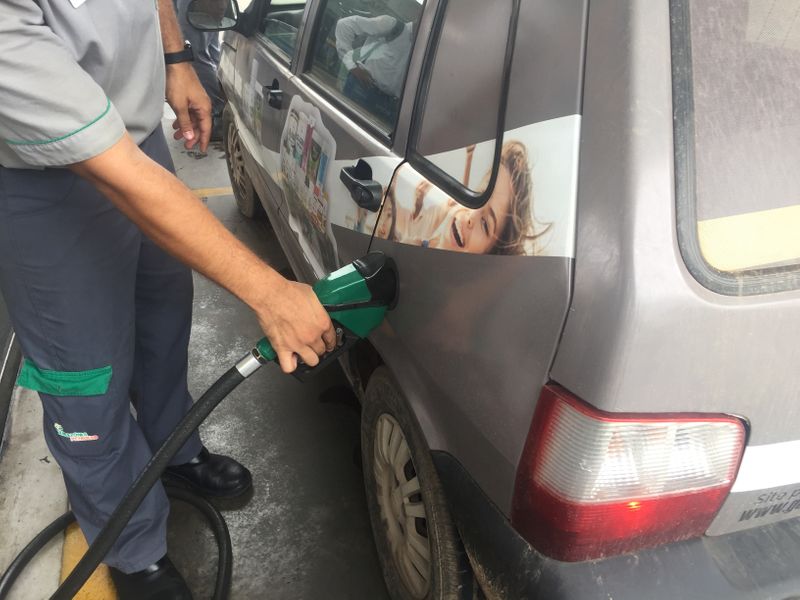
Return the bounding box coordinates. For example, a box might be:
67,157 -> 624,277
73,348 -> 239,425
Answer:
54,423 -> 99,442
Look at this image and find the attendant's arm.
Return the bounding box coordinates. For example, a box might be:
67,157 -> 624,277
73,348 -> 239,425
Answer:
157,0 -> 212,152
70,135 -> 337,373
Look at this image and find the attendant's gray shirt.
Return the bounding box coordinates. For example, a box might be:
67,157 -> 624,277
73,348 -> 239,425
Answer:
0,0 -> 165,169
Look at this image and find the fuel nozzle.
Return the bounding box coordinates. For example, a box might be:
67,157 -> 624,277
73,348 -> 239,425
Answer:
240,252 -> 398,381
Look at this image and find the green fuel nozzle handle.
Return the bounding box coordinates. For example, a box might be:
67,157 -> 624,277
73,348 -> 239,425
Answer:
239,253 -> 398,380
255,337 -> 277,362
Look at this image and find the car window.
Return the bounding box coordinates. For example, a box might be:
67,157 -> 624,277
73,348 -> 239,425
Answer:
305,0 -> 425,133
411,0 -> 514,202
673,0 -> 800,295
258,1 -> 308,60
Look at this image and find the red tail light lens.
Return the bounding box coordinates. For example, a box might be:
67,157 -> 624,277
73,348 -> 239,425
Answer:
511,384 -> 745,561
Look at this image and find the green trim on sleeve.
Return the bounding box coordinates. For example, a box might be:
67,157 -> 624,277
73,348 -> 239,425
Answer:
4,98 -> 112,147
17,359 -> 113,397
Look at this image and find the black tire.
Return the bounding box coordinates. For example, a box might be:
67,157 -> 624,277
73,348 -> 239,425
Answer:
222,105 -> 265,220
362,367 -> 472,600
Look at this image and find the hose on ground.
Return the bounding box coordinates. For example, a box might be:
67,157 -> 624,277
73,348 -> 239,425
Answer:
0,365 -> 246,600
0,488 -> 233,600
0,513 -> 76,597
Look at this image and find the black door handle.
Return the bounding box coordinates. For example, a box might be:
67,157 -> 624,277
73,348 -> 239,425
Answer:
264,79 -> 283,109
340,160 -> 383,212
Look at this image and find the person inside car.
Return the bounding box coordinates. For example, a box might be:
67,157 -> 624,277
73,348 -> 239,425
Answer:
335,14 -> 415,123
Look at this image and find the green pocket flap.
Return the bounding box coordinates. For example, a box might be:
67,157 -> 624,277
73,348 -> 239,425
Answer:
17,359 -> 113,397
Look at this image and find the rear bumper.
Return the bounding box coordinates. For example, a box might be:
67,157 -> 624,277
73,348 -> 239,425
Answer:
432,451 -> 800,600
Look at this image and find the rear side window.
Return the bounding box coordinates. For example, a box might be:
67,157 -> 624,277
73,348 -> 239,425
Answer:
672,0 -> 800,295
305,0 -> 425,133
410,0 -> 516,207
257,1 -> 308,61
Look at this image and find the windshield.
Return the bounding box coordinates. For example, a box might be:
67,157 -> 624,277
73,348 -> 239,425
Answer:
673,0 -> 800,294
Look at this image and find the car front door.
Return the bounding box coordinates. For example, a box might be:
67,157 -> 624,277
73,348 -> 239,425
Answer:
258,0 -> 431,281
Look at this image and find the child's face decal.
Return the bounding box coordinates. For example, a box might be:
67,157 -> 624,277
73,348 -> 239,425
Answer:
436,165 -> 513,254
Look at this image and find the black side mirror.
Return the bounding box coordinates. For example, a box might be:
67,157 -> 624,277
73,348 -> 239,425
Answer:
187,0 -> 240,31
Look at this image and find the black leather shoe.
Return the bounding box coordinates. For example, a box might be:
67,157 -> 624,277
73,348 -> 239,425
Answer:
163,447 -> 252,498
109,556 -> 193,600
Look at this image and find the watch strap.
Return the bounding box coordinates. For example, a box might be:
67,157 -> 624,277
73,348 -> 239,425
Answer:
165,43 -> 194,65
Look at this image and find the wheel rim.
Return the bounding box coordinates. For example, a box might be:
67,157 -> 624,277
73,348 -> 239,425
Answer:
373,414 -> 431,599
226,123 -> 248,198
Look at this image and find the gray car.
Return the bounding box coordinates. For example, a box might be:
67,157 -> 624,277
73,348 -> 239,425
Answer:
190,0 -> 800,597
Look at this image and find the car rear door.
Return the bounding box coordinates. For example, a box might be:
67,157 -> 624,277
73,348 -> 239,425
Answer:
258,0 -> 430,281
230,0 -> 314,227
366,0 -> 586,515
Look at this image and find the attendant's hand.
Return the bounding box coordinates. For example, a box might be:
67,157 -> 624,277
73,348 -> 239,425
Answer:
166,63 -> 212,152
255,279 -> 337,373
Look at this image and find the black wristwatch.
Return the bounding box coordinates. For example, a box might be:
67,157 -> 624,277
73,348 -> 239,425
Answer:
165,41 -> 194,65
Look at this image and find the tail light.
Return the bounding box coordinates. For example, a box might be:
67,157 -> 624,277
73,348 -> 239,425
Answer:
511,384 -> 745,562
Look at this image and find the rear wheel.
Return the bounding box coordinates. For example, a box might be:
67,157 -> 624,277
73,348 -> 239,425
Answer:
222,105 -> 265,220
361,367 -> 472,600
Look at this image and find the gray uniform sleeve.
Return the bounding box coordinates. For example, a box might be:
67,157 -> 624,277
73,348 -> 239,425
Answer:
0,0 -> 127,167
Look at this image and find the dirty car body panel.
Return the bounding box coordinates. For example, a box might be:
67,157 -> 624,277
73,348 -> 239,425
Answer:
217,0 -> 800,597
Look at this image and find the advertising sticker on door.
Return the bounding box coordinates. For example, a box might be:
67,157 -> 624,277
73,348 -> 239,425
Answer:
375,115 -> 580,258
279,95 -> 394,276
278,95 -> 578,271
279,96 -> 340,275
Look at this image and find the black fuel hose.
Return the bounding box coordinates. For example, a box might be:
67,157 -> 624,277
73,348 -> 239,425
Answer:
0,365 -> 246,600
0,488 -> 232,600
0,513 -> 76,597
162,485 -> 234,600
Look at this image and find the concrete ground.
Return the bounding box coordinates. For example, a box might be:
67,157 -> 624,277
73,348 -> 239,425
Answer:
0,112 -> 390,599
0,387 -> 67,600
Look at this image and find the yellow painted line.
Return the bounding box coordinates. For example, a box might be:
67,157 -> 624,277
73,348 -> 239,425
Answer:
697,204 -> 800,272
60,523 -> 117,599
192,186 -> 234,198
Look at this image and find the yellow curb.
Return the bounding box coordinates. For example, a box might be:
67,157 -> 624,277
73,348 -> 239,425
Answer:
60,523 -> 117,600
192,186 -> 234,198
